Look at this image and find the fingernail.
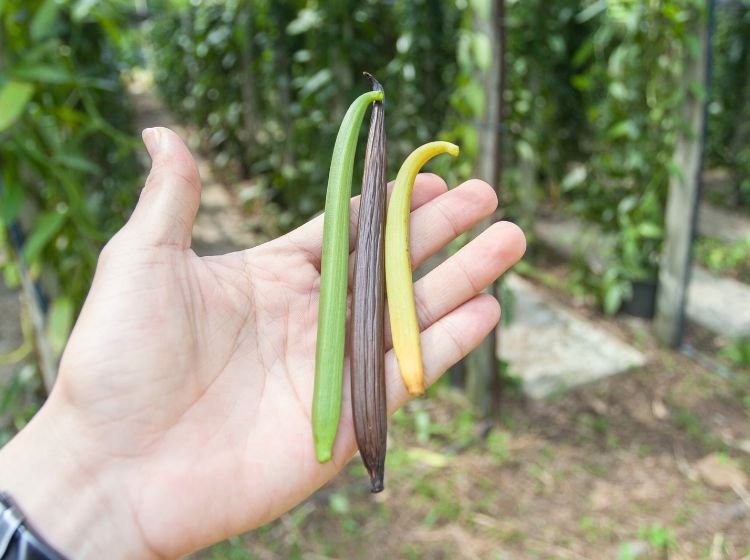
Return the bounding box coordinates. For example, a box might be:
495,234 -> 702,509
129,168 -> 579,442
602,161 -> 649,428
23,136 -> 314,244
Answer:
142,128 -> 161,156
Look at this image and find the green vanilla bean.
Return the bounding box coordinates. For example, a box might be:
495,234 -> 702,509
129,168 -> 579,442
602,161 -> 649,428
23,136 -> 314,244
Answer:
351,73 -> 387,492
313,88 -> 383,463
386,141 -> 459,396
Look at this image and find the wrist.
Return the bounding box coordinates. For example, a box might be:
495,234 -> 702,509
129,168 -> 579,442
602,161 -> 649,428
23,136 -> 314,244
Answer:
0,398 -> 153,560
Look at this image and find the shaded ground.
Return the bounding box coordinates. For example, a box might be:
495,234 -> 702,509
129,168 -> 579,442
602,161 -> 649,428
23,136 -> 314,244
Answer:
194,338 -> 750,559
182,163 -> 749,559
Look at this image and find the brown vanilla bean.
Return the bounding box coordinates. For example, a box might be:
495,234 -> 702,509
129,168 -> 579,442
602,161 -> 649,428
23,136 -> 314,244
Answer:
351,73 -> 387,493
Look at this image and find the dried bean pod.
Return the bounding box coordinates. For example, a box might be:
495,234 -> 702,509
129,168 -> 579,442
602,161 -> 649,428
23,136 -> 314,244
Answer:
351,73 -> 387,492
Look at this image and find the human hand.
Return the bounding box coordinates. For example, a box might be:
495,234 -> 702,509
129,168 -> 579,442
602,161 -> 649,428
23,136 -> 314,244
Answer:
0,127 -> 525,559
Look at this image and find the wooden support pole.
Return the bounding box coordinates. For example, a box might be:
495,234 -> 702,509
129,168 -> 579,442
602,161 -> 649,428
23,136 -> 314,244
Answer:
19,263 -> 57,394
655,0 -> 714,346
465,0 -> 505,416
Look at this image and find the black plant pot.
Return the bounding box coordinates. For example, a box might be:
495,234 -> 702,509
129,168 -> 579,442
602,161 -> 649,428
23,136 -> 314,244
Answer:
623,278 -> 658,319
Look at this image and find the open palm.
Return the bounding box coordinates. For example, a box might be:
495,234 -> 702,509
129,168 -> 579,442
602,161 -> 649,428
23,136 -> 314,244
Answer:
9,128 -> 524,559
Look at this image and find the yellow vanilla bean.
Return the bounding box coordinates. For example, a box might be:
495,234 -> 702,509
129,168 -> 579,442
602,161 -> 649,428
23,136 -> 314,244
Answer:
385,141 -> 459,396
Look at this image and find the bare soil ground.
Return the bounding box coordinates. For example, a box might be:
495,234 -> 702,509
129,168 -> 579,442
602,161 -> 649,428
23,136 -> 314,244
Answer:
188,187 -> 749,559
192,303 -> 749,560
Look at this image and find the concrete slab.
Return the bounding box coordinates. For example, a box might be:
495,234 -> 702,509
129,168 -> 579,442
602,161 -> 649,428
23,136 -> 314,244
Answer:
535,217 -> 750,339
534,217 -> 614,272
697,203 -> 750,243
500,274 -> 646,399
687,267 -> 750,338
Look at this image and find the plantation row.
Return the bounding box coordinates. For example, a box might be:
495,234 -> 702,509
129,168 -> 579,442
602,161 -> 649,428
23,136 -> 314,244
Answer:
1,0 -> 749,339
147,0 -> 750,312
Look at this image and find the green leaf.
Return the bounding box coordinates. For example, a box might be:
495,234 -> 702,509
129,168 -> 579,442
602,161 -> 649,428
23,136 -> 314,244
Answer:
2,262 -> 21,289
572,39 -> 595,67
298,69 -> 332,97
0,82 -> 34,131
603,283 -> 625,316
561,166 -> 587,191
53,154 -> 102,174
31,0 -> 61,41
637,222 -> 663,239
616,542 -> 638,560
577,0 -> 607,23
406,447 -> 450,468
471,33 -> 491,72
469,0 -> 490,19
22,210 -> 67,263
286,8 -> 322,35
464,81 -> 485,117
0,178 -> 23,224
46,295 -> 74,357
571,74 -> 592,91
608,82 -> 631,101
72,0 -> 98,21
608,120 -> 639,140
11,65 -> 74,85
516,139 -> 535,163
328,493 -> 349,515
617,195 -> 638,215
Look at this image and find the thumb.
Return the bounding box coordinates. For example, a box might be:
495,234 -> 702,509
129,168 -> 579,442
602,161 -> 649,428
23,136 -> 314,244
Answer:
127,127 -> 202,249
